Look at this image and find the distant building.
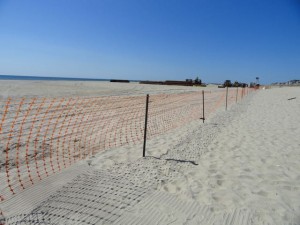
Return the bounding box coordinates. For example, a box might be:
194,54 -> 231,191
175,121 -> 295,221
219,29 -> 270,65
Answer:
288,80 -> 300,85
271,79 -> 300,86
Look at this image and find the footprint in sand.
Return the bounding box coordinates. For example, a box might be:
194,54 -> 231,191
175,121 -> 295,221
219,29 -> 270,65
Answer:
253,190 -> 269,197
217,180 -> 223,186
208,169 -> 217,174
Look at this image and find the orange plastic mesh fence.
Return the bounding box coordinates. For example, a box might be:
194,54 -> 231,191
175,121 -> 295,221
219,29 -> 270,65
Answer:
0,88 -> 255,204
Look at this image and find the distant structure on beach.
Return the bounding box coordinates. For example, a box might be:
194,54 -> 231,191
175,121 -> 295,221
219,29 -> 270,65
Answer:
218,80 -> 248,88
110,79 -> 130,83
272,79 -> 300,86
140,78 -> 205,87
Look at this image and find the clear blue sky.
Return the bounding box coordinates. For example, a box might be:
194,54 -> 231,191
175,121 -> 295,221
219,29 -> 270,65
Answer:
0,0 -> 299,84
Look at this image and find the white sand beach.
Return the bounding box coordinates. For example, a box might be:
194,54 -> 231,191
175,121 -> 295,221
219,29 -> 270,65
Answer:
0,80 -> 218,98
1,82 -> 300,225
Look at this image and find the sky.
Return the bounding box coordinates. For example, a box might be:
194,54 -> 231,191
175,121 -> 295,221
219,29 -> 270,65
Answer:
0,0 -> 299,84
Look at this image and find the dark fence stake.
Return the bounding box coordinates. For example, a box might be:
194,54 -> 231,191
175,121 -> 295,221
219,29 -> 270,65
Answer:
236,87 -> 238,103
200,90 -> 205,123
225,86 -> 228,110
143,94 -> 149,157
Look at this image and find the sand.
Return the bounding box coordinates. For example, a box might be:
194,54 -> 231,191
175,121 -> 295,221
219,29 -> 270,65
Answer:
1,82 -> 300,225
0,80 -> 218,98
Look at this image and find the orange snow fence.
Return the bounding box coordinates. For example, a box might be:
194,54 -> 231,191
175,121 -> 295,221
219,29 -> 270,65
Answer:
0,88 -> 255,202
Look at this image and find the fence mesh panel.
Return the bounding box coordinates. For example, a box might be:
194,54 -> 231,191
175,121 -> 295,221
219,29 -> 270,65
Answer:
0,88 -> 255,221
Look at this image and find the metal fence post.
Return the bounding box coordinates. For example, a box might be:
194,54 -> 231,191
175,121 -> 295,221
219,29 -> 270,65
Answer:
201,90 -> 205,123
143,94 -> 149,157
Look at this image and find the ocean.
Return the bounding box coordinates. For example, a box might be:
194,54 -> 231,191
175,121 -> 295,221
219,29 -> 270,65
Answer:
0,75 -> 110,81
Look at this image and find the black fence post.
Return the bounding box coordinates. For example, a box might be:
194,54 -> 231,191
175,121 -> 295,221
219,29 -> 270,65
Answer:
201,90 -> 205,123
143,94 -> 149,157
225,86 -> 228,111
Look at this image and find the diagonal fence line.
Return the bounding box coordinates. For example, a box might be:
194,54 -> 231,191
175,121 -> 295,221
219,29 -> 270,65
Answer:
0,88 -> 256,219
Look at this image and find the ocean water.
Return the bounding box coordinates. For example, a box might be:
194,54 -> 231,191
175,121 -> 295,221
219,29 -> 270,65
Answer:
0,75 -> 110,81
